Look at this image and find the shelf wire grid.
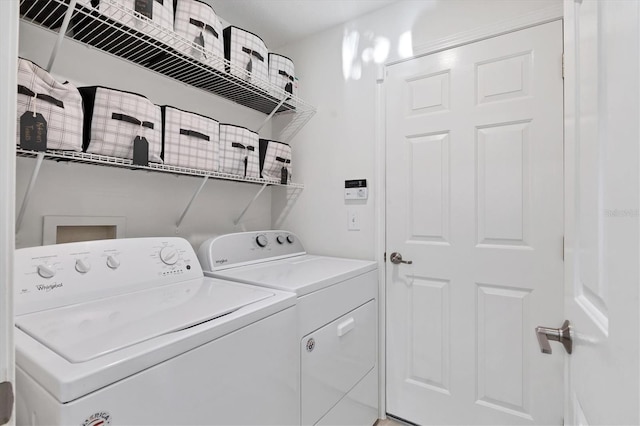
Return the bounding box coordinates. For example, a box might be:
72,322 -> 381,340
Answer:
18,0 -> 316,142
16,149 -> 304,189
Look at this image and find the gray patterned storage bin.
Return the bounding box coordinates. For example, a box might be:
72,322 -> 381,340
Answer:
259,139 -> 291,183
268,53 -> 296,100
174,0 -> 225,72
162,106 -> 219,171
89,0 -> 174,43
223,26 -> 269,91
219,124 -> 259,178
16,58 -> 83,151
79,86 -> 163,163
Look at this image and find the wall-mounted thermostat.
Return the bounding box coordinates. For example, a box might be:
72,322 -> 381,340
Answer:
345,179 -> 368,200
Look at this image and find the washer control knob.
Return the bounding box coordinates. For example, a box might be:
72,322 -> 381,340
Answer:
286,235 -> 295,244
37,264 -> 56,279
256,234 -> 268,248
159,246 -> 179,265
276,236 -> 285,244
106,255 -> 120,270
75,258 -> 91,274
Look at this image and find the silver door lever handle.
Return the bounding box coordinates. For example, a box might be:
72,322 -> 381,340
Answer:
390,252 -> 412,265
536,320 -> 572,354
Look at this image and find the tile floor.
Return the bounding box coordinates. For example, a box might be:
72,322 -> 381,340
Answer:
375,417 -> 408,426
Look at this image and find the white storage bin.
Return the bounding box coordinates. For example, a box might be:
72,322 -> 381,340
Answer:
16,58 -> 83,151
88,0 -> 174,44
268,53 -> 296,100
162,106 -> 219,171
174,0 -> 225,72
223,26 -> 269,91
79,86 -> 162,163
259,139 -> 292,184
219,124 -> 259,178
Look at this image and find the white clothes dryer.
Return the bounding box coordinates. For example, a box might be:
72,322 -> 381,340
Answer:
15,237 -> 298,426
198,230 -> 379,426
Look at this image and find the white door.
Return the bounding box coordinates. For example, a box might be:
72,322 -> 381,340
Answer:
0,2 -> 18,426
385,21 -> 564,425
564,0 -> 639,424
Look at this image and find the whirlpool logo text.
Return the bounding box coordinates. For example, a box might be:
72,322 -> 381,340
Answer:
36,283 -> 63,292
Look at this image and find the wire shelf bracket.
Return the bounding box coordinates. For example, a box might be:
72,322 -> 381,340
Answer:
234,183 -> 269,226
175,176 -> 208,231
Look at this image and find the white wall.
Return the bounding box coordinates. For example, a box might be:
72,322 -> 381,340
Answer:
274,0 -> 561,259
16,23 -> 274,249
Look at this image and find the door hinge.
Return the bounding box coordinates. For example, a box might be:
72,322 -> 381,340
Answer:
562,236 -> 565,261
0,381 -> 14,425
383,252 -> 386,262
562,53 -> 565,79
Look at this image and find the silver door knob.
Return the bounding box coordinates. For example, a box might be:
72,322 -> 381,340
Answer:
390,252 -> 412,265
535,320 -> 572,354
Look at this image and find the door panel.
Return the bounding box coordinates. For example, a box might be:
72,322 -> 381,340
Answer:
564,0 -> 639,424
386,21 -> 564,425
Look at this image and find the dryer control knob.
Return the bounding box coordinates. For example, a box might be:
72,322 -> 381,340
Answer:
276,236 -> 285,244
286,235 -> 295,244
256,235 -> 268,248
160,246 -> 179,265
37,264 -> 56,279
106,255 -> 120,270
75,258 -> 91,274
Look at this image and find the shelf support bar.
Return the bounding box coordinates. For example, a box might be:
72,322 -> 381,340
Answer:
16,152 -> 45,232
234,183 -> 269,225
176,176 -> 209,230
255,96 -> 289,133
46,0 -> 78,72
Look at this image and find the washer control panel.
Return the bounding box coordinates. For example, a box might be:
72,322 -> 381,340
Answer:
199,230 -> 305,271
15,237 -> 202,315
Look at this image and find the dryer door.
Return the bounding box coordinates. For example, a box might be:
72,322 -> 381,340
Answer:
301,299 -> 376,425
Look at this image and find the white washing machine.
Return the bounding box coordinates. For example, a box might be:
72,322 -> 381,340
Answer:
198,230 -> 379,426
15,237 -> 299,426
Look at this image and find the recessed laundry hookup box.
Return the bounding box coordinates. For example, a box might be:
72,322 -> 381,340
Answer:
259,139 -> 292,184
268,53 -> 297,100
79,86 -> 162,163
219,124 -> 259,178
17,57 -> 84,152
174,0 -> 225,72
161,106 -> 219,171
223,26 -> 269,91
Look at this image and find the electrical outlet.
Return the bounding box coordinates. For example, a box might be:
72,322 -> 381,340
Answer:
347,209 -> 360,231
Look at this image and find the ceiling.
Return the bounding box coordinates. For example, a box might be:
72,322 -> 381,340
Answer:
207,0 -> 400,49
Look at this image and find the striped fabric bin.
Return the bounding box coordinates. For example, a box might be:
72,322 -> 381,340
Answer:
16,58 -> 84,151
219,124 -> 259,178
259,139 -> 291,184
268,53 -> 296,100
89,0 -> 174,44
223,26 -> 269,91
79,86 -> 163,163
161,106 -> 219,171
174,0 -> 225,72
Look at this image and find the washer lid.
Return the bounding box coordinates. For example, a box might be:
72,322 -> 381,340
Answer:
15,278 -> 274,363
210,255 -> 377,296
